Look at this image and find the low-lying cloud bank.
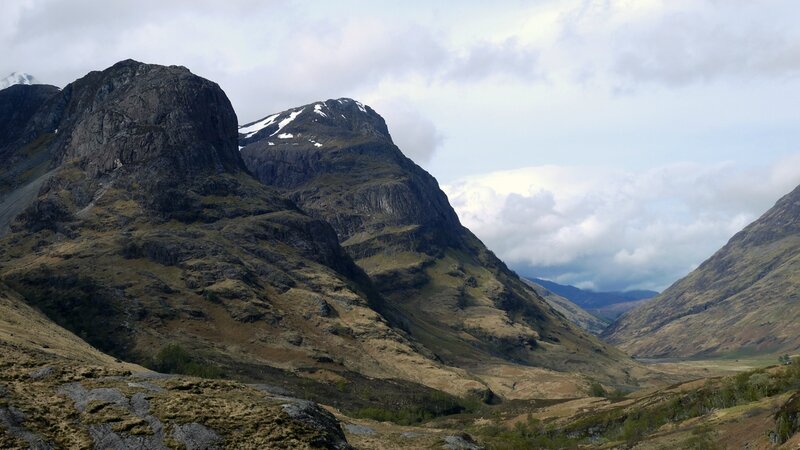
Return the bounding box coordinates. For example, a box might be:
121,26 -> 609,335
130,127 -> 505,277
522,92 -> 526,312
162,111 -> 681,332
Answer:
443,154 -> 800,292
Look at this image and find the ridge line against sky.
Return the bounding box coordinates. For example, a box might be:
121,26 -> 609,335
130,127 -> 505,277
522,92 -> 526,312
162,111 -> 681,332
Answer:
2,0 -> 799,290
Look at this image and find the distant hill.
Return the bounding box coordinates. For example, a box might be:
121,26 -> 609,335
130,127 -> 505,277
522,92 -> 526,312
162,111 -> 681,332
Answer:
529,278 -> 658,320
523,279 -> 610,335
604,183 -> 800,358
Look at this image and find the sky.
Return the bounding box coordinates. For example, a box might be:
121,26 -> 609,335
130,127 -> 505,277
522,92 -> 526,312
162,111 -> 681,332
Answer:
2,0 -> 800,291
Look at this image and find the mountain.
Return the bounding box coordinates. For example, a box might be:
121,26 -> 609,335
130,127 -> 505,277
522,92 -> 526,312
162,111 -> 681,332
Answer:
0,72 -> 40,90
530,277 -> 658,320
0,59 -> 499,420
603,184 -> 800,358
523,279 -> 610,335
238,98 -> 646,397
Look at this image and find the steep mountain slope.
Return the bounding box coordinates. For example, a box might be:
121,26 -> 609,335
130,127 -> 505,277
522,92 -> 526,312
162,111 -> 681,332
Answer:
604,184 -> 800,358
0,60 -> 487,405
0,83 -> 62,235
239,99 -> 645,394
530,277 -> 657,320
523,279 -> 609,335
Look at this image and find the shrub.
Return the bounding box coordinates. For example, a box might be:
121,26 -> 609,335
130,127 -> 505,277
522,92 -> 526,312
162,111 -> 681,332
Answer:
588,382 -> 606,397
351,391 -> 479,425
152,344 -> 224,379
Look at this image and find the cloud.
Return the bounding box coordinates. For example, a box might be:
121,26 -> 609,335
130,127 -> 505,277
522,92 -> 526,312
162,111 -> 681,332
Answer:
443,154 -> 800,292
445,37 -> 543,83
549,0 -> 800,88
371,98 -> 444,164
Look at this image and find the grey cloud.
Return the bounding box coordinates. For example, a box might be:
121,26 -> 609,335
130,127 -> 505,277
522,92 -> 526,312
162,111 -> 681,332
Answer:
444,38 -> 543,83
372,98 -> 444,164
609,5 -> 800,86
444,157 -> 800,292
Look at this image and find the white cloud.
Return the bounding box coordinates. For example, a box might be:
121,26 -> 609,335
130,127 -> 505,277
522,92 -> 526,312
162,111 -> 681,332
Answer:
371,98 -> 444,164
443,154 -> 800,292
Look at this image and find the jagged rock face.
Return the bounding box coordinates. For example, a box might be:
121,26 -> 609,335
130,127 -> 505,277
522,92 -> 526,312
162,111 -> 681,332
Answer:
1,61 -> 249,232
604,184 -> 800,357
49,60 -> 243,178
240,100 -> 640,387
240,99 -> 462,246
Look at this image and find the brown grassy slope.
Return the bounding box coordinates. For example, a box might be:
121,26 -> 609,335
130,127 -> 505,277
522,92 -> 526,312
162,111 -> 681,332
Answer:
604,184 -> 800,357
0,282 -> 354,449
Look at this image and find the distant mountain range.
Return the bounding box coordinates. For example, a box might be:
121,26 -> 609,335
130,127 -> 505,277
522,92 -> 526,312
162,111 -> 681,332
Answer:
528,278 -> 658,320
523,279 -> 610,335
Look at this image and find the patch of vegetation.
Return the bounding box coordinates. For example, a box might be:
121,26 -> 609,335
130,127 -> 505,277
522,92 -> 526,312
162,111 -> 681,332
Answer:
151,344 -> 224,379
587,381 -> 627,400
588,381 -> 605,397
351,391 -> 481,425
477,359 -> 800,448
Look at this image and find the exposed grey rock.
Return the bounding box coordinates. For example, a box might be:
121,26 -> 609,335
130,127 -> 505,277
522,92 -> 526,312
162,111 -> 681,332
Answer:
343,423 -> 375,436
58,381 -> 177,449
400,431 -> 421,439
281,400 -> 352,450
126,381 -> 165,393
442,433 -> 484,450
0,406 -> 54,449
28,366 -> 56,380
88,424 -> 167,450
171,423 -> 221,450
52,60 -> 243,179
58,383 -> 128,413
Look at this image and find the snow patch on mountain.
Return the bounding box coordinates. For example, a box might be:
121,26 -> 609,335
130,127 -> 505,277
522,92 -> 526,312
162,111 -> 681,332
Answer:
0,72 -> 40,90
239,113 -> 280,139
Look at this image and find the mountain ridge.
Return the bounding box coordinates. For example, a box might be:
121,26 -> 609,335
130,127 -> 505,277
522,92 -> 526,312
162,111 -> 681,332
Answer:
529,277 -> 657,320
603,183 -> 800,357
238,98 -> 648,396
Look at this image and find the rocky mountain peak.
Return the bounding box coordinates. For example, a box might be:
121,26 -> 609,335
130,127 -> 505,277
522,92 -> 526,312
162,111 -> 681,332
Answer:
238,98 -> 391,149
47,59 -> 245,178
0,72 -> 40,90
